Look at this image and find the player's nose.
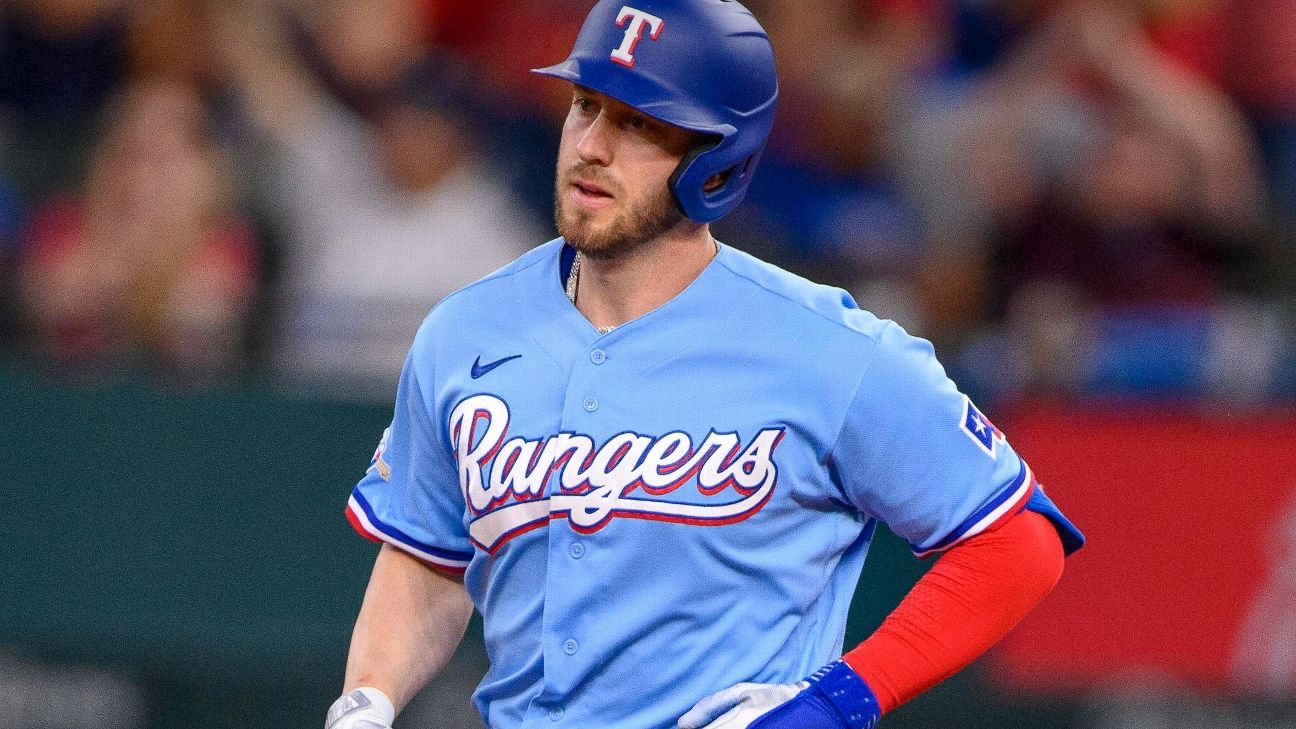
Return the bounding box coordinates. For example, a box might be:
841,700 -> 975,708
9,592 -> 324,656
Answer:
575,112 -> 615,167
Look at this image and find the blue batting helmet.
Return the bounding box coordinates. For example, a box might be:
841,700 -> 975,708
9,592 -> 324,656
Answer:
533,0 -> 779,224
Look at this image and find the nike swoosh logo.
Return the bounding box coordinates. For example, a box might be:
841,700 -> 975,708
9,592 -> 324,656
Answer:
471,354 -> 523,379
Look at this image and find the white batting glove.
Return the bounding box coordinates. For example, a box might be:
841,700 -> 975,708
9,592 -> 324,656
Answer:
678,681 -> 808,729
325,687 -> 395,729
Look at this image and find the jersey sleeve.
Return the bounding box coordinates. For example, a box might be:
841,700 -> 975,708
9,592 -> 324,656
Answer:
833,321 -> 1064,557
345,333 -> 474,574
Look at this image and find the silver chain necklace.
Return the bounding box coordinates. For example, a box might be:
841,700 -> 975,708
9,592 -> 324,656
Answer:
565,251 -> 617,334
566,240 -> 718,335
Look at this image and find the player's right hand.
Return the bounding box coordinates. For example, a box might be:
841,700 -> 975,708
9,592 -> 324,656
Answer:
325,687 -> 395,729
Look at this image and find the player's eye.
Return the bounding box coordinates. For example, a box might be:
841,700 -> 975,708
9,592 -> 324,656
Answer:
573,97 -> 595,114
627,116 -> 647,130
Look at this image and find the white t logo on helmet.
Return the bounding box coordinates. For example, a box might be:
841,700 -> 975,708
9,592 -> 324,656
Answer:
611,6 -> 665,68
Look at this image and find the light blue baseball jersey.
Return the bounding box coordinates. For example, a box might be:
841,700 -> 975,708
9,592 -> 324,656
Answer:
346,239 -> 1083,729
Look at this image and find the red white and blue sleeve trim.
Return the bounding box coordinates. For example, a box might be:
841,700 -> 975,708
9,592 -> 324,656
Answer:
345,490 -> 473,574
911,462 -> 1037,558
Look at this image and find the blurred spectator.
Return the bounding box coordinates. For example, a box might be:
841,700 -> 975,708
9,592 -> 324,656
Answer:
1222,0 -> 1296,225
14,78 -> 258,377
0,0 -> 129,125
126,0 -> 217,86
900,1 -> 1283,397
211,0 -> 543,387
1140,0 -> 1225,83
945,0 -> 1262,233
0,0 -> 130,208
301,0 -> 432,107
946,0 -> 1047,75
0,0 -> 1288,401
722,0 -> 938,329
1232,491 -> 1296,699
408,0 -> 593,217
417,0 -> 591,113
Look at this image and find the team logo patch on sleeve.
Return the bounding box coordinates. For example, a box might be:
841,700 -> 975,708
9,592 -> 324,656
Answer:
960,396 -> 1006,458
368,427 -> 392,481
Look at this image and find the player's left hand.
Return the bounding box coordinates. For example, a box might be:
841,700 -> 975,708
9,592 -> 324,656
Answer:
678,661 -> 880,729
677,680 -> 805,728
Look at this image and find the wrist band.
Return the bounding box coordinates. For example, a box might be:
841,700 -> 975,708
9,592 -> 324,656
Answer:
808,661 -> 881,729
326,687 -> 395,728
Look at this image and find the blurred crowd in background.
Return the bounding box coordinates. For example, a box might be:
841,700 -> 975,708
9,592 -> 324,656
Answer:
0,0 -> 1293,399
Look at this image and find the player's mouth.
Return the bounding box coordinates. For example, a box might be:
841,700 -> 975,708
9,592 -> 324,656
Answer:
569,179 -> 616,210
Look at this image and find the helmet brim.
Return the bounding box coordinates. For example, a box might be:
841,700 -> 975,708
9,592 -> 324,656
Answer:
532,59 -> 736,140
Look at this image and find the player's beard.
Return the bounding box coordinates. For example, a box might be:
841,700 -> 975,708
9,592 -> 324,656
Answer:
554,168 -> 687,260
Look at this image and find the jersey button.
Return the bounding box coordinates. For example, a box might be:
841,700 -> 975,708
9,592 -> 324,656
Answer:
590,349 -> 606,364
582,397 -> 599,412
548,706 -> 565,721
563,639 -> 579,655
568,542 -> 585,559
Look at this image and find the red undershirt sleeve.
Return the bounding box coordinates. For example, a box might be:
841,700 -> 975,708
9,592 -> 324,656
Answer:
842,510 -> 1065,714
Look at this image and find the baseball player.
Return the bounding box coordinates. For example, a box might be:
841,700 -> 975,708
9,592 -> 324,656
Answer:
328,1 -> 1085,728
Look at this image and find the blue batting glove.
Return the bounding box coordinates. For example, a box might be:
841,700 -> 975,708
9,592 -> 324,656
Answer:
679,661 -> 880,729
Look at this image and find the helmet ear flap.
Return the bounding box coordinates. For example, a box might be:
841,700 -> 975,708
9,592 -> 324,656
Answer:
668,136 -> 721,217
669,134 -> 761,224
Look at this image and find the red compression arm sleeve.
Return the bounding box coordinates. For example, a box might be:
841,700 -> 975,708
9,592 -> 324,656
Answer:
842,510 -> 1065,714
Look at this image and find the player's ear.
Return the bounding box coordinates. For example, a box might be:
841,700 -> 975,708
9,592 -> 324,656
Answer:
703,172 -> 728,193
